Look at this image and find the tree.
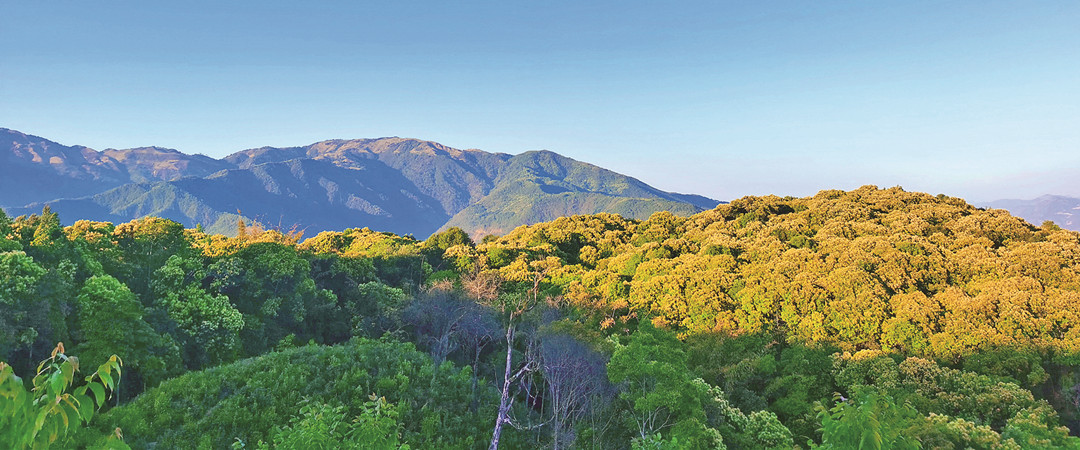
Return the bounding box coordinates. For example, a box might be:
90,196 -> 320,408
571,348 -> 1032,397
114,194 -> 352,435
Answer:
75,275 -> 180,399
607,321 -> 722,448
153,255 -> 244,369
813,391 -> 921,450
306,256 -> 379,342
487,258 -> 559,450
111,217 -> 192,305
540,334 -> 611,450
0,343 -> 127,449
404,289 -> 495,368
707,384 -> 793,449
0,251 -> 47,368
424,227 -> 474,271
353,281 -> 407,337
0,208 -> 20,251
206,242 -> 336,356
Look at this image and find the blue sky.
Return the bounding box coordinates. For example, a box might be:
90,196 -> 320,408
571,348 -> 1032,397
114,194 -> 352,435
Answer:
2,1 -> 1078,202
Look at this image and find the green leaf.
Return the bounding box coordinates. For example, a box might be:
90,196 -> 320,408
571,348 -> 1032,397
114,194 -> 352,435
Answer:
61,361 -> 75,384
89,383 -> 106,408
33,407 -> 50,441
48,415 -> 60,443
99,371 -> 114,391
78,393 -> 95,423
49,371 -> 65,398
57,403 -> 70,431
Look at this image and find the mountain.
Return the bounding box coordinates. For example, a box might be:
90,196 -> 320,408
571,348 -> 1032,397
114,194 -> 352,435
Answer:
2,128 -> 720,238
0,128 -> 231,207
101,146 -> 231,183
225,137 -> 511,216
443,150 -> 717,235
11,158 -> 450,237
225,141 -> 720,236
983,195 -> 1080,231
1,128 -> 128,207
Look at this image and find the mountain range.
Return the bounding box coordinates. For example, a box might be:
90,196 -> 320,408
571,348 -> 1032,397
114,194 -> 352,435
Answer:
0,127 -> 720,238
982,195 -> 1080,231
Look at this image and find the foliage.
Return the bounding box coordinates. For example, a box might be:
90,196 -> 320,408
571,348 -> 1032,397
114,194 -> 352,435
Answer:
0,343 -> 127,449
835,353 -> 1039,429
8,185 -> 1080,448
75,275 -> 181,397
206,242 -> 337,356
813,390 -> 921,450
154,255 -> 244,369
254,397 -> 410,450
89,339 -> 508,449
470,186 -> 1080,360
0,251 -> 48,365
607,321 -> 723,448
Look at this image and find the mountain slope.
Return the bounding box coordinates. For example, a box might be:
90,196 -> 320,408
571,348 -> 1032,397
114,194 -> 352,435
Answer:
13,158 -> 448,237
983,195 -> 1080,231
0,128 -> 232,207
443,151 -> 720,235
102,146 -> 231,183
226,137 -> 511,215
0,128 -> 129,207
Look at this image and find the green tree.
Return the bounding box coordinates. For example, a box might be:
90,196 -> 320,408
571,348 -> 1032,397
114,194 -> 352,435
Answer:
153,255 -> 244,368
0,208 -> 20,251
814,391 -> 921,450
207,242 -> 336,356
425,227 -> 473,253
75,275 -> 180,398
111,217 -> 192,305
0,251 -> 48,367
607,321 -> 722,448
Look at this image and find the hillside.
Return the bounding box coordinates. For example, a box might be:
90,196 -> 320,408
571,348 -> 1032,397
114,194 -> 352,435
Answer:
443,150 -> 716,235
6,185 -> 1080,448
226,137 -> 510,215
2,127 -> 718,238
469,185 -> 1080,358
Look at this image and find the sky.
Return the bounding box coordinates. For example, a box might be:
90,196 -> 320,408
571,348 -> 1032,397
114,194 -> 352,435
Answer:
2,1 -> 1078,202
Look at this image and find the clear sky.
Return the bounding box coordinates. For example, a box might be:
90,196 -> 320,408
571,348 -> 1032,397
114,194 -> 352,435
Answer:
2,1 -> 1078,202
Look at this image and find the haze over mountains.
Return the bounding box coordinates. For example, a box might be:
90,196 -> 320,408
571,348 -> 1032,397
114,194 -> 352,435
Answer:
982,195 -> 1080,231
0,127 -> 719,238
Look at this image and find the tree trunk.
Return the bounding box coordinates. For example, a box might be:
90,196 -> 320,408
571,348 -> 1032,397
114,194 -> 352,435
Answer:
489,322 -> 516,450
471,345 -> 482,412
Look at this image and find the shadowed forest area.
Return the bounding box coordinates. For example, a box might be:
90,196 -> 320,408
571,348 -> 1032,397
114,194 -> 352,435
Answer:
5,186 -> 1080,448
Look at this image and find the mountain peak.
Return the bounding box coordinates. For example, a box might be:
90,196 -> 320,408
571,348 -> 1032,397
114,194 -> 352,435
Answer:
3,127 -> 720,238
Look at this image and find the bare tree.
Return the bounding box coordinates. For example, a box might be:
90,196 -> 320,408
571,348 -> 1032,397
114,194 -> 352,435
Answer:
541,334 -> 610,450
462,268 -> 501,303
487,260 -> 557,450
402,288 -> 497,367
582,379 -> 620,449
457,302 -> 500,410
403,289 -> 471,367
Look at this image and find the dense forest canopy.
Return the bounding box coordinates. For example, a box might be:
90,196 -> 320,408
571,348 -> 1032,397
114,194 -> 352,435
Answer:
4,186 -> 1080,448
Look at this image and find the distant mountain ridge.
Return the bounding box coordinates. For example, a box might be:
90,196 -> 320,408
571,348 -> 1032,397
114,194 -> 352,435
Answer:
1,127 -> 721,237
983,195 -> 1080,231
0,128 -> 229,208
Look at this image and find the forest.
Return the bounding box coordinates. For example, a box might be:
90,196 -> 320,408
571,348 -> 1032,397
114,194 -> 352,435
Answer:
4,185 -> 1080,449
